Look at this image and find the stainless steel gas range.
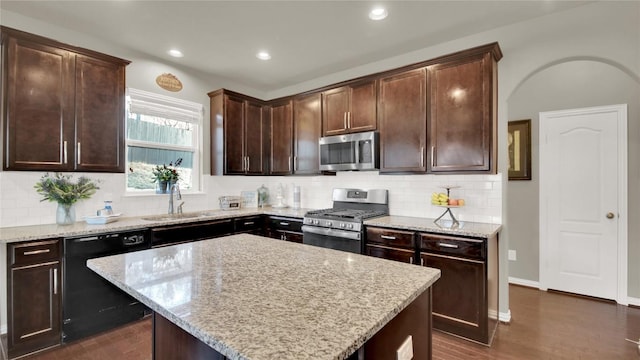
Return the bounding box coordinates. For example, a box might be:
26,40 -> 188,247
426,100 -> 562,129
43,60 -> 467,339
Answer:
302,188 -> 388,254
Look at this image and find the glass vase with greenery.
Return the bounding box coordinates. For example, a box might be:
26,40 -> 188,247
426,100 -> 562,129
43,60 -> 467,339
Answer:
34,173 -> 100,225
152,158 -> 182,193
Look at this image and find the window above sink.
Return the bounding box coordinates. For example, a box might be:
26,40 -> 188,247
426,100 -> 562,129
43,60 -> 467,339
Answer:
125,88 -> 204,195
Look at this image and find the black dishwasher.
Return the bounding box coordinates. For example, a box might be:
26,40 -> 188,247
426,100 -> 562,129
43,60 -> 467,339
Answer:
63,230 -> 150,343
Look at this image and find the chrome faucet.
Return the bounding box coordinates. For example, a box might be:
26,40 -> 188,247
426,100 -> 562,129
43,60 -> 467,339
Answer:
168,183 -> 182,214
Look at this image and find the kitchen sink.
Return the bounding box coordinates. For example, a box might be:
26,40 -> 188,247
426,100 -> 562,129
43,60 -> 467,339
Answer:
141,211 -> 222,221
141,213 -> 202,221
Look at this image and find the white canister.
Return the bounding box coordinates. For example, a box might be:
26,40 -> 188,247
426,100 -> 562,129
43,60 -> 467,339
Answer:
293,185 -> 301,209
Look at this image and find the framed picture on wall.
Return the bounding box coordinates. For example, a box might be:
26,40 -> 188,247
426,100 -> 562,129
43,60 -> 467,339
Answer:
508,119 -> 532,180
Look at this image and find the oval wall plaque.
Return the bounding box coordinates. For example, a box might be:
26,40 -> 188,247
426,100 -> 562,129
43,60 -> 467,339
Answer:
156,73 -> 183,92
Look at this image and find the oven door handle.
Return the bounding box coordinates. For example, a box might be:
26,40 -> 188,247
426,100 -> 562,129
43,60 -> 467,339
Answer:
301,225 -> 361,240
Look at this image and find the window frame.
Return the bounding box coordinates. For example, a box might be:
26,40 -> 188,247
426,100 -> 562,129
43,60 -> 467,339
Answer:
125,88 -> 204,195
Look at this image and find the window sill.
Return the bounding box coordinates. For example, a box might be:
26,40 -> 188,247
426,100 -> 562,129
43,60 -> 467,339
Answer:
123,190 -> 207,198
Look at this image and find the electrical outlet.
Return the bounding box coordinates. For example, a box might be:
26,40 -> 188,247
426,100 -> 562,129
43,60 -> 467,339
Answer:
508,250 -> 517,261
396,335 -> 413,360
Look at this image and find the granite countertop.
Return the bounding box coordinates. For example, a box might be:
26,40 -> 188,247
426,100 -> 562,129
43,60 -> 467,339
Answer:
87,234 -> 440,360
0,207 -> 312,244
364,215 -> 502,238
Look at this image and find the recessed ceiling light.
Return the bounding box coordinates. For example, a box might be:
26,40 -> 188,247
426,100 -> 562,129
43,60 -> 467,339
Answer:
168,49 -> 184,58
369,7 -> 388,21
256,51 -> 271,60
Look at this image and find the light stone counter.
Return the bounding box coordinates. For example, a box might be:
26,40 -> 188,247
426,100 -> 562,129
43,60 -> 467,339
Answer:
87,234 -> 440,360
0,207 -> 313,244
364,215 -> 502,238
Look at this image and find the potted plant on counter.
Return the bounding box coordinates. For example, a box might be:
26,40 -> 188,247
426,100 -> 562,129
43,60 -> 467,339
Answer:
34,173 -> 100,225
152,158 -> 182,194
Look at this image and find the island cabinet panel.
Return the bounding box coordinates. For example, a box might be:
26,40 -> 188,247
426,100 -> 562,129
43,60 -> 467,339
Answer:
1,26 -> 129,172
7,239 -> 62,359
293,92 -> 322,174
265,216 -> 303,243
212,89 -> 267,175
378,68 -> 428,173
322,80 -> 377,136
419,233 -> 496,345
427,50 -> 499,173
269,99 -> 294,175
365,227 -> 416,264
153,313 -> 225,360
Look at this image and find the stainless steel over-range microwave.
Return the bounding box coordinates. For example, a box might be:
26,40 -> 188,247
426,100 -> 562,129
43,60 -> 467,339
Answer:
319,131 -> 379,171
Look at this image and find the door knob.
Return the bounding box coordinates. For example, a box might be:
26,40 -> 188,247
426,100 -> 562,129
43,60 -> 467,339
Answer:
606,212 -> 615,219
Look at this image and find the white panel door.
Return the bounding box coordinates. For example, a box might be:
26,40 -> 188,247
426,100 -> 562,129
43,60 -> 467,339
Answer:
540,105 -> 626,301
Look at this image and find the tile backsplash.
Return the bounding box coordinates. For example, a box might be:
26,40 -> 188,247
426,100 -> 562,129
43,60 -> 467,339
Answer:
0,171 -> 502,228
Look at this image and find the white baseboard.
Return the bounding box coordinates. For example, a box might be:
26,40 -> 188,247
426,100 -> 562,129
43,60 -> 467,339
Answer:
508,276 -> 540,288
499,309 -> 511,323
629,296 -> 640,306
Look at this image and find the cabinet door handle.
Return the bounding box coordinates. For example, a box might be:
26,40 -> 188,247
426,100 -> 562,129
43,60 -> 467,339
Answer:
288,156 -> 292,172
431,146 -> 435,168
409,257 -> 413,264
63,141 -> 68,164
438,242 -> 459,249
53,268 -> 58,295
77,142 -> 81,165
420,146 -> 424,168
294,156 -> 297,172
247,156 -> 250,171
23,249 -> 50,256
421,258 -> 424,266
279,222 -> 290,226
244,221 -> 255,225
343,113 -> 347,129
380,235 -> 396,240
347,112 -> 351,128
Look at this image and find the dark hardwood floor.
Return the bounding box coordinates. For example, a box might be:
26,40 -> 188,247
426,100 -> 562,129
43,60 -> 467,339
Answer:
22,285 -> 640,360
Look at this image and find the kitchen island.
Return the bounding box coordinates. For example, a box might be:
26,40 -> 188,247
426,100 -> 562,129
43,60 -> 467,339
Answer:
87,234 -> 440,360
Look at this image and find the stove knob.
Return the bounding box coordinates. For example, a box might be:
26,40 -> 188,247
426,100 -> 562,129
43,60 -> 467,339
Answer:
326,221 -> 333,227
313,219 -> 319,225
339,223 -> 346,228
347,223 -> 354,229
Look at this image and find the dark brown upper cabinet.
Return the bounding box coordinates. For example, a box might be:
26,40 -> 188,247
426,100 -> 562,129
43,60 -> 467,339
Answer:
209,89 -> 267,175
208,42 -> 501,176
322,80 -> 377,136
1,26 -> 129,172
378,69 -> 427,173
427,46 -> 501,173
293,93 -> 322,175
269,99 -> 293,175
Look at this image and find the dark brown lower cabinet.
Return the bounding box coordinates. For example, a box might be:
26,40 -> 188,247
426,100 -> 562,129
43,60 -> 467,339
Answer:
264,216 -> 303,243
7,239 -> 62,359
419,233 -> 498,345
365,227 -> 416,264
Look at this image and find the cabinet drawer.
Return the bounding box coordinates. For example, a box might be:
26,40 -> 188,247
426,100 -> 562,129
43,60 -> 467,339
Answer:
366,227 -> 415,249
366,244 -> 416,265
419,233 -> 485,260
234,216 -> 264,233
267,216 -> 303,233
10,239 -> 61,266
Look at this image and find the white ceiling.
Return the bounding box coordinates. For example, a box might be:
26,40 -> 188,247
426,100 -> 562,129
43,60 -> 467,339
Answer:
1,1 -> 591,92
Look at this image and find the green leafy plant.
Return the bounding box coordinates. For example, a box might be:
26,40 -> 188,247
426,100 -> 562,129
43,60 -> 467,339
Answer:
34,173 -> 100,205
152,158 -> 182,183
